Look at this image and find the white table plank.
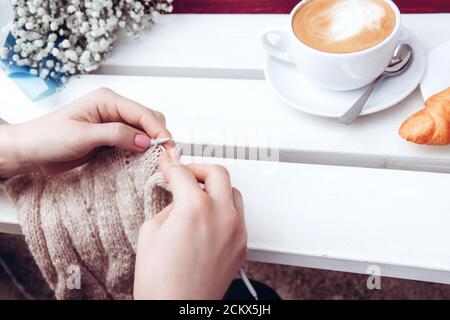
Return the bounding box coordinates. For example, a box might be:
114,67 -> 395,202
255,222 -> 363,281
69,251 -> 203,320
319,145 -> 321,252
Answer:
2,73 -> 450,173
2,156 -> 450,284
190,156 -> 450,284
101,14 -> 450,77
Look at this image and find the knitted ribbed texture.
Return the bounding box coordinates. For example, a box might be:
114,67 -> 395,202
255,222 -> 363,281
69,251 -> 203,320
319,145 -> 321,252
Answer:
2,146 -> 172,299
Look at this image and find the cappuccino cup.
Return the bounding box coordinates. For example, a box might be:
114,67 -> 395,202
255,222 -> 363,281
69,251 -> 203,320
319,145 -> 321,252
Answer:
261,0 -> 402,91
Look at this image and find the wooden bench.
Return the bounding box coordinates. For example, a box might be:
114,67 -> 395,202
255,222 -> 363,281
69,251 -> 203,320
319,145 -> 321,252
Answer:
1,3 -> 450,285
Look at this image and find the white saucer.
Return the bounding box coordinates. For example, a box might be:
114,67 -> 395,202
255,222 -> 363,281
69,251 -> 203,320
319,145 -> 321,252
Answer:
264,27 -> 426,118
420,39 -> 450,101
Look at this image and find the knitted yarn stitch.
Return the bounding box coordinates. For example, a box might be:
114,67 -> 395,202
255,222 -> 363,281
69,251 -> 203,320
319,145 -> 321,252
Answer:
3,146 -> 172,299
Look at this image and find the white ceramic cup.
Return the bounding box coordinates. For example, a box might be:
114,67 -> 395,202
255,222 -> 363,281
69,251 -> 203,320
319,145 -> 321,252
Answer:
261,0 -> 402,91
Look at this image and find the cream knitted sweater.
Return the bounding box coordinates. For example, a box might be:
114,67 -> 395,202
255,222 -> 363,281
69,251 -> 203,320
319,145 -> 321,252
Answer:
3,146 -> 172,299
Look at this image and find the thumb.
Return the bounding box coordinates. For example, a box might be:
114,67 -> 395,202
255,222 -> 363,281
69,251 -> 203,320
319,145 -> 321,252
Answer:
232,188 -> 244,216
86,122 -> 152,152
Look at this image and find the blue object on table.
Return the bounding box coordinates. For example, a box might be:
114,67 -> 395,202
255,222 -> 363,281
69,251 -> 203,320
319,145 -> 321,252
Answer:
1,33 -> 67,101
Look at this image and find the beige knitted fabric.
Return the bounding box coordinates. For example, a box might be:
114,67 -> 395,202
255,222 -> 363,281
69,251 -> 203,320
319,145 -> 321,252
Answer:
2,146 -> 172,299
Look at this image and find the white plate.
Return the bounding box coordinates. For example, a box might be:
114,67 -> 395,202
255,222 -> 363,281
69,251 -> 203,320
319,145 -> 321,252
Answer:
264,27 -> 426,118
420,40 -> 450,101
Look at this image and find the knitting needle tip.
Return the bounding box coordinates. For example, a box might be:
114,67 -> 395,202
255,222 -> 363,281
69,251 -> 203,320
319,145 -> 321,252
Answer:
150,137 -> 174,146
240,268 -> 259,300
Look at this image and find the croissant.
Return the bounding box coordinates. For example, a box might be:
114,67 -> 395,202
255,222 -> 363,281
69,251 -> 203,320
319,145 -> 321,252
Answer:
399,87 -> 450,145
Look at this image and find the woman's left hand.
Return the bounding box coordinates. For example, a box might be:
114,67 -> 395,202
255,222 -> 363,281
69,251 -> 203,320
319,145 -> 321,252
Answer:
0,87 -> 173,178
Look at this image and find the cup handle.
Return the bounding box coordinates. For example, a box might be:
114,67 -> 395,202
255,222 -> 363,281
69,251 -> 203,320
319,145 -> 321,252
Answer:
261,26 -> 292,63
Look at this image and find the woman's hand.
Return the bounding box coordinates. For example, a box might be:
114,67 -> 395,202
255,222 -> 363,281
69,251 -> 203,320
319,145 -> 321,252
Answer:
134,150 -> 247,300
0,87 -> 172,178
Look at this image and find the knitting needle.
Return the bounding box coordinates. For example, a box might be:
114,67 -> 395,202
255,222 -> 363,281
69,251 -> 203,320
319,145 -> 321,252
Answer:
151,138 -> 258,299
150,137 -> 174,146
240,268 -> 259,300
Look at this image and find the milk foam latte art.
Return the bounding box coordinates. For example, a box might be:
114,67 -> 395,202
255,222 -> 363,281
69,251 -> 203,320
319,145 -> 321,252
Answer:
293,0 -> 396,53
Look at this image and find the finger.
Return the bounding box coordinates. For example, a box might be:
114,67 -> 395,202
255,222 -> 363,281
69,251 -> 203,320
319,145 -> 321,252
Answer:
150,203 -> 173,227
84,88 -> 173,143
232,188 -> 247,254
154,111 -> 166,125
38,148 -> 102,175
186,163 -> 233,201
85,122 -> 152,152
137,204 -> 173,246
159,151 -> 202,202
232,188 -> 244,217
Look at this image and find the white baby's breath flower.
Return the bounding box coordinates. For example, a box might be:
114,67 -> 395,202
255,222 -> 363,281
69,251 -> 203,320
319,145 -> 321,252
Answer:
6,0 -> 173,81
60,39 -> 71,48
48,33 -> 57,42
39,67 -> 49,78
67,5 -> 76,13
65,49 -> 78,62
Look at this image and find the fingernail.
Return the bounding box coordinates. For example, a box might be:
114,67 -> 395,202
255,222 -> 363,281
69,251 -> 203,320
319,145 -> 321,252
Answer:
168,147 -> 180,163
135,134 -> 151,149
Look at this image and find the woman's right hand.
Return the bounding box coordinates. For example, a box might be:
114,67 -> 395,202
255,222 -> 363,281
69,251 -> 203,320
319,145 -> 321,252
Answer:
134,149 -> 247,300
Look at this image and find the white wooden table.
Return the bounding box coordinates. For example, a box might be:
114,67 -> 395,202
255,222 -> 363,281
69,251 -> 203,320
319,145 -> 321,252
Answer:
1,14 -> 450,285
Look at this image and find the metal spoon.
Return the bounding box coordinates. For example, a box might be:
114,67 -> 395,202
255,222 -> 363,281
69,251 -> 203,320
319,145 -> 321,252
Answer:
336,44 -> 413,125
